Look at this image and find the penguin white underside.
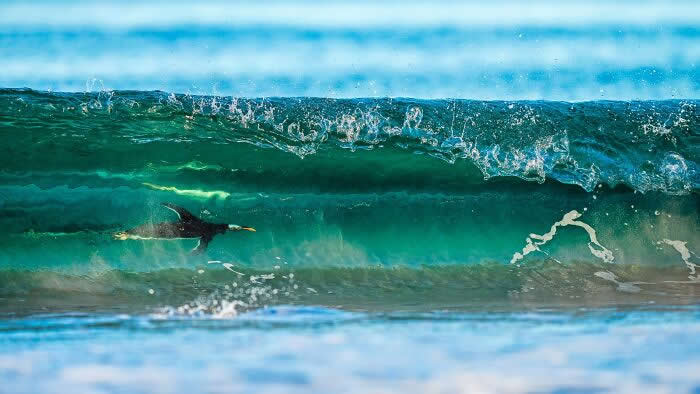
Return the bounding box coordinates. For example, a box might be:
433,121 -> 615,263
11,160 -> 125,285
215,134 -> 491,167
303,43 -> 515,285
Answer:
113,232 -> 199,241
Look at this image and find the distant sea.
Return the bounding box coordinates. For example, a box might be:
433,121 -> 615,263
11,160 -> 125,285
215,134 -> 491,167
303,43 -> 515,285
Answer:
1,1 -> 699,393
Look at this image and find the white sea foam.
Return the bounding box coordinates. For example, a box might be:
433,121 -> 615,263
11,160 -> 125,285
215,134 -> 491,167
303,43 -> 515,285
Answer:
511,210 -> 614,264
594,271 -> 642,293
661,239 -> 698,280
221,263 -> 245,276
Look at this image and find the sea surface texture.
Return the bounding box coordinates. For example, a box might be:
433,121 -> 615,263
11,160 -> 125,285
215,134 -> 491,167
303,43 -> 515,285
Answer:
0,1 -> 699,393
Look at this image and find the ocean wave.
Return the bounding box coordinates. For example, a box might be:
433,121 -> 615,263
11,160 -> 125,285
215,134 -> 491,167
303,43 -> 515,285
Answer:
2,260 -> 700,316
0,89 -> 698,314
0,89 -> 697,194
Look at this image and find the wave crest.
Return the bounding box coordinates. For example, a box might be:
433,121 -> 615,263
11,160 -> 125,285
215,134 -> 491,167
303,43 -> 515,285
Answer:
1,89 -> 697,194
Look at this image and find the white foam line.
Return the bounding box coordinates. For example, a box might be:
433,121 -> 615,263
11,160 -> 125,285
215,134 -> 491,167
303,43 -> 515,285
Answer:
142,182 -> 230,200
222,263 -> 246,276
661,239 -> 698,280
593,271 -> 641,293
510,210 -> 614,264
662,280 -> 700,284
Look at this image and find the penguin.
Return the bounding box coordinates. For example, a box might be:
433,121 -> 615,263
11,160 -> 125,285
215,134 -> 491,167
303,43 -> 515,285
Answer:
113,203 -> 255,253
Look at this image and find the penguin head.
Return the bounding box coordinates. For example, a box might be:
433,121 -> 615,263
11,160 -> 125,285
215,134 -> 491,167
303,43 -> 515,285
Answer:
228,224 -> 256,232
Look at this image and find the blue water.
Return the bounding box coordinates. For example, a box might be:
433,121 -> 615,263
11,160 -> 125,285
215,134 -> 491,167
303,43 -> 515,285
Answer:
1,0 -> 699,99
4,307 -> 700,393
1,1 -> 699,393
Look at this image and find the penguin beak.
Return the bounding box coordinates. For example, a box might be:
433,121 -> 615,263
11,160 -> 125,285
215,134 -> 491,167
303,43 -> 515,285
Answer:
228,224 -> 256,232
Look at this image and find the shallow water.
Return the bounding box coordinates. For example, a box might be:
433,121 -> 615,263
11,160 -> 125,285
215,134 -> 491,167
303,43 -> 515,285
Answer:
4,307 -> 700,393
1,1 -> 699,393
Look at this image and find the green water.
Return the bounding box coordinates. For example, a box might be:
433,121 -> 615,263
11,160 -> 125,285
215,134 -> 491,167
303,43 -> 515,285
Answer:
0,90 -> 697,315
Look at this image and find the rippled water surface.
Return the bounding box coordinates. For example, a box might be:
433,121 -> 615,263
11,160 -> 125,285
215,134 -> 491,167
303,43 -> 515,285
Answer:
1,1 -> 699,393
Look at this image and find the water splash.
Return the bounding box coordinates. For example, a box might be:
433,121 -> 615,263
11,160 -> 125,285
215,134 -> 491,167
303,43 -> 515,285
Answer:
153,263 -> 301,318
1,90 -> 697,195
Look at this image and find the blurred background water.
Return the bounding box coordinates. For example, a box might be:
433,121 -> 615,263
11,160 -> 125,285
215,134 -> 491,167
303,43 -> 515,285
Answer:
1,1 -> 699,393
1,0 -> 699,99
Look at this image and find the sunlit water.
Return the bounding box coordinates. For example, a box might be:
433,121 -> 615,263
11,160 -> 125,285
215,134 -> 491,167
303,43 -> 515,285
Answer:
1,0 -> 699,99
0,1 -> 699,393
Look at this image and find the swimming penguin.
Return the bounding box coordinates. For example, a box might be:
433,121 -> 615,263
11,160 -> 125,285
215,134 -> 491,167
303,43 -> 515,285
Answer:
113,203 -> 256,253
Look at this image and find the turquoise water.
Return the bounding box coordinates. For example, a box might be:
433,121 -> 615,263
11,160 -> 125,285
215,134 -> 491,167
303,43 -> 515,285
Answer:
1,90 -> 698,393
1,1 -> 700,392
4,307 -> 700,393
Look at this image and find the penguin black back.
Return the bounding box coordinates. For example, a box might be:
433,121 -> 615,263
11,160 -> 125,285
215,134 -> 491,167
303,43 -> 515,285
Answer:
113,203 -> 256,253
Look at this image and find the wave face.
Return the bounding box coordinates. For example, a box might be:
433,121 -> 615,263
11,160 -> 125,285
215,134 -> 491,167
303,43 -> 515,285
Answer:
0,89 -> 698,313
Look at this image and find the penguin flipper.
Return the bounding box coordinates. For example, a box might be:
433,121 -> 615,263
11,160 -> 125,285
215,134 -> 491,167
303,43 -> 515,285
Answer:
191,235 -> 212,254
162,203 -> 199,222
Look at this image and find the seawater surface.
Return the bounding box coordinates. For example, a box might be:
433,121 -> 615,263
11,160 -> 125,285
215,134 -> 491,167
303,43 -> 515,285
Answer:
1,1 -> 700,391
0,89 -> 698,392
1,0 -> 699,99
4,307 -> 700,393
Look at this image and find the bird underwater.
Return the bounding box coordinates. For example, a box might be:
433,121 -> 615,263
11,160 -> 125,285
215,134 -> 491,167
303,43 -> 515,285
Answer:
113,203 -> 256,253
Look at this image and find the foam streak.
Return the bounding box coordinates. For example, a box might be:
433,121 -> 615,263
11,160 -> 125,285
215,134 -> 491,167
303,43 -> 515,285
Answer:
511,210 -> 614,264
